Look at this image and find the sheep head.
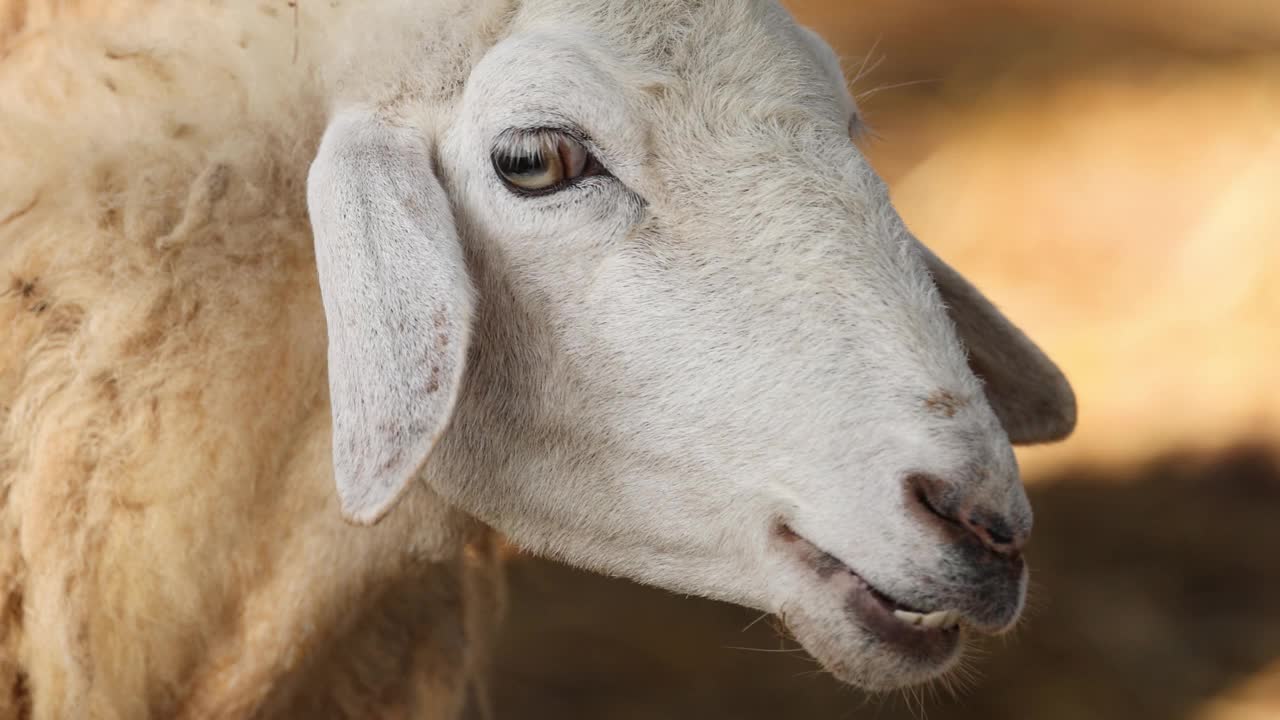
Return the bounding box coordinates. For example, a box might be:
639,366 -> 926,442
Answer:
307,0 -> 1075,692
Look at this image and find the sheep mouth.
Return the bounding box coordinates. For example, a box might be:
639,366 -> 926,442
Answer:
776,524 -> 963,664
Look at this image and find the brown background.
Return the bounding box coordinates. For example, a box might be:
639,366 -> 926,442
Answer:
490,2 -> 1280,718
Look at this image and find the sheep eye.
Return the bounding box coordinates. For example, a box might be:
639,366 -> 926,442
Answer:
492,131 -> 600,194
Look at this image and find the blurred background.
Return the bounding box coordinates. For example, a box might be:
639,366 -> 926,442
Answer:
492,1 -> 1280,718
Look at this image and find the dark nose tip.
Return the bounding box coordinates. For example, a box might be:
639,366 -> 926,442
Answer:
904,473 -> 1029,557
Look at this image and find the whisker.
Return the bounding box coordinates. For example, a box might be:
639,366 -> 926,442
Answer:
740,611 -> 772,633
848,34 -> 885,89
855,77 -> 941,102
723,645 -> 809,654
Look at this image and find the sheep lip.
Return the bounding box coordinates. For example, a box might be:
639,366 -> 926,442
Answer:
777,524 -> 964,662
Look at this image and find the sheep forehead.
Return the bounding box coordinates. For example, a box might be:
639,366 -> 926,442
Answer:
488,0 -> 869,218
510,0 -> 848,122
332,1 -> 849,134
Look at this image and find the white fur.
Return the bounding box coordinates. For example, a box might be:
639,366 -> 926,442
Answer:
318,0 -> 1073,691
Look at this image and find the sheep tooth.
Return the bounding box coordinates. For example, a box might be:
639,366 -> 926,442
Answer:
908,609 -> 963,630
893,610 -> 923,626
920,610 -> 949,629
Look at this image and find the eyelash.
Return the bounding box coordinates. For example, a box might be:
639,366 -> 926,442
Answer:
491,127 -> 609,197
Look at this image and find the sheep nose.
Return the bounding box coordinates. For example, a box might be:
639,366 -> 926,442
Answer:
904,472 -> 1029,557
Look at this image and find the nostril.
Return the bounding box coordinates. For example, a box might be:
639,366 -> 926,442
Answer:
961,511 -> 1026,556
914,486 -> 955,526
905,472 -> 963,528
904,473 -> 1027,557
981,522 -> 1015,547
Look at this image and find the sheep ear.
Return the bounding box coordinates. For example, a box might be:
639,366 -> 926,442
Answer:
307,108 -> 475,525
917,243 -> 1077,444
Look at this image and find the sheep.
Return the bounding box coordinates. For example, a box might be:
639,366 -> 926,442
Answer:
0,0 -> 1075,718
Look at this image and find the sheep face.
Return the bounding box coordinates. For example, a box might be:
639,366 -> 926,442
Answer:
309,0 -> 1076,691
